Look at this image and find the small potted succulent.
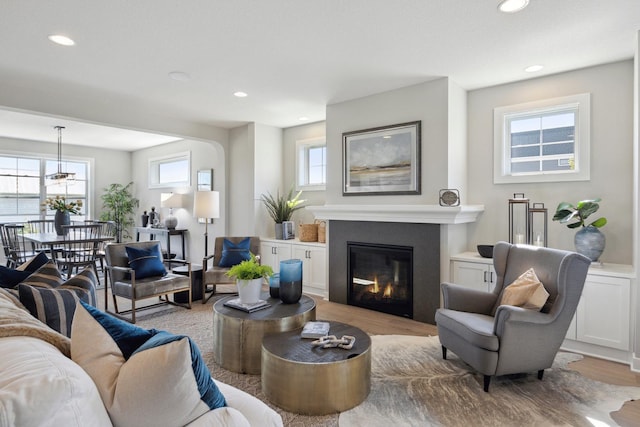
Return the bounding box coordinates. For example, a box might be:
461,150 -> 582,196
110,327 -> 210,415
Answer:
553,198 -> 607,262
226,254 -> 274,304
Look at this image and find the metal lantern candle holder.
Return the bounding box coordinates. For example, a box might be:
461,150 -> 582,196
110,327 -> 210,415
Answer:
508,193 -> 529,244
529,202 -> 548,247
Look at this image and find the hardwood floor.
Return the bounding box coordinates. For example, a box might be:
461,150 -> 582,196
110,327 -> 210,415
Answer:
312,295 -> 640,427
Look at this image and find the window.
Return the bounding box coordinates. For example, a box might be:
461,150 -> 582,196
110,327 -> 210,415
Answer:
0,154 -> 89,223
493,93 -> 590,184
296,137 -> 326,191
148,151 -> 191,188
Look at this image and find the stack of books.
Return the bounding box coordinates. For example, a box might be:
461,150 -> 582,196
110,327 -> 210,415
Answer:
223,298 -> 271,313
301,321 -> 331,338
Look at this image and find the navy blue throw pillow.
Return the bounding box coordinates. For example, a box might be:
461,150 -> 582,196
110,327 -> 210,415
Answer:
218,237 -> 251,268
125,244 -> 167,279
0,252 -> 50,288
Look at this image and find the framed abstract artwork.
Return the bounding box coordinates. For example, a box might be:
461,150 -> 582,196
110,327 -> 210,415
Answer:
343,121 -> 421,195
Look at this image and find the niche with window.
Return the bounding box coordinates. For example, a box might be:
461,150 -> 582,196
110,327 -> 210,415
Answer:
296,137 -> 326,191
493,93 -> 590,184
148,151 -> 191,188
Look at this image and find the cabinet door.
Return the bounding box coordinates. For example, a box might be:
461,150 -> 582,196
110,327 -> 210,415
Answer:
259,242 -> 292,273
576,275 -> 630,350
292,244 -> 327,297
451,261 -> 492,292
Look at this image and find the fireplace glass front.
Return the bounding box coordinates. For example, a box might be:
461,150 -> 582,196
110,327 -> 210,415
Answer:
347,242 -> 413,318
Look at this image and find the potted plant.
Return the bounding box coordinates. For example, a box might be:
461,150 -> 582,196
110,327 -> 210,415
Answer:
226,254 -> 274,304
99,182 -> 139,243
260,186 -> 305,239
41,196 -> 83,235
552,198 -> 607,262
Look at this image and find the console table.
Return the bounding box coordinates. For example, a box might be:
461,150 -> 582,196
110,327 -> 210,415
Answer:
134,227 -> 186,261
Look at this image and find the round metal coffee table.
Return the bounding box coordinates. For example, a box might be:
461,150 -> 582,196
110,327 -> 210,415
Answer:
212,293 -> 316,374
261,321 -> 371,415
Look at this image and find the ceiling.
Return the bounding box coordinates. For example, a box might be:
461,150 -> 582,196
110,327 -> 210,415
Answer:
0,0 -> 638,150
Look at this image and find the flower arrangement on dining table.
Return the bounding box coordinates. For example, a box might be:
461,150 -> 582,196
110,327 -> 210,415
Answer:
41,196 -> 83,214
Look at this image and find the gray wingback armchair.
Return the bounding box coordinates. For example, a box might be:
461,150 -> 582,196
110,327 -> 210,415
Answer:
435,241 -> 591,392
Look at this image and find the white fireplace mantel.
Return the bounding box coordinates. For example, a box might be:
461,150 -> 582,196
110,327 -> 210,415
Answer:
307,204 -> 484,224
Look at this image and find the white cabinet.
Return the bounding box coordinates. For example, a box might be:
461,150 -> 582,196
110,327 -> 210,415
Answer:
260,240 -> 292,273
575,272 -> 631,351
260,238 -> 327,298
451,260 -> 497,292
292,243 -> 327,298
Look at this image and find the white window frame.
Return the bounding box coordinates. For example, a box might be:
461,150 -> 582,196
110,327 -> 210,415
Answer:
493,93 -> 590,184
296,137 -> 326,191
148,151 -> 191,188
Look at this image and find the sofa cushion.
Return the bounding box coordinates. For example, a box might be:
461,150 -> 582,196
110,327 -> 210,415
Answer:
0,336 -> 111,427
0,253 -> 50,288
17,260 -> 64,289
434,308 -> 499,351
18,267 -> 98,337
71,301 -> 226,427
218,237 -> 251,268
125,243 -> 167,279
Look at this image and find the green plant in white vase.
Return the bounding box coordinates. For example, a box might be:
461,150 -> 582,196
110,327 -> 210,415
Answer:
552,198 -> 607,262
226,254 -> 274,304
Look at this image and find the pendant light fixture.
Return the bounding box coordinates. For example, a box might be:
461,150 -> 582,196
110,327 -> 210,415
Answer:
46,126 -> 76,186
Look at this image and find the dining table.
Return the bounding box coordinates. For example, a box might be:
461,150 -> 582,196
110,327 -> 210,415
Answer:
22,232 -> 114,261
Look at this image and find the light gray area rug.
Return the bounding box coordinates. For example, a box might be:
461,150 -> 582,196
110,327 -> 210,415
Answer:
340,335 -> 640,427
133,302 -> 640,427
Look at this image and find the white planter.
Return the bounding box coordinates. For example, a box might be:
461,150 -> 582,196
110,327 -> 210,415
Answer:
236,278 -> 263,304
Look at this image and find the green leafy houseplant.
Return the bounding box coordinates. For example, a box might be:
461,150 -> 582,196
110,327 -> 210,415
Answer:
260,186 -> 305,223
552,198 -> 607,229
226,254 -> 274,281
99,182 -> 140,242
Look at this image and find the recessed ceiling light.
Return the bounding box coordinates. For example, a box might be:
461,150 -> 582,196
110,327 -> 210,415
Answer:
48,34 -> 75,46
234,91 -> 248,98
498,0 -> 529,13
299,116 -> 309,121
168,71 -> 191,81
525,64 -> 544,73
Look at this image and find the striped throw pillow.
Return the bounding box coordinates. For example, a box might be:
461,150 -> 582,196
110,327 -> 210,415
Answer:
18,267 -> 97,337
18,260 -> 63,289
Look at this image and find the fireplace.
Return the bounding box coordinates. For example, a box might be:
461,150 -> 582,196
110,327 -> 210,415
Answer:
347,242 -> 413,318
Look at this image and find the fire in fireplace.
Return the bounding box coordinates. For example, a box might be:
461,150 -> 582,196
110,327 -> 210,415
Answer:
347,242 -> 413,318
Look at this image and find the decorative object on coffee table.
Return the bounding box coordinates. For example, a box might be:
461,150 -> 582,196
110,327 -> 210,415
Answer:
553,198 -> 607,262
226,254 -> 273,304
279,259 -> 302,304
269,273 -> 280,298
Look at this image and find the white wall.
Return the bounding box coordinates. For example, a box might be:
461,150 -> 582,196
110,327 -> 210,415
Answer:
467,60 -> 634,264
131,139 -> 226,263
632,31 -> 640,371
325,78 -> 454,206
0,136 -> 131,219
229,125 -> 253,236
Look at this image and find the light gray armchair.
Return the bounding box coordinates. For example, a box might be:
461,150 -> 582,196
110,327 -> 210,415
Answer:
435,241 -> 591,392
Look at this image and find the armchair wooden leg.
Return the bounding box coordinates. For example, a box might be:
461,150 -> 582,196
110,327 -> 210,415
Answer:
483,375 -> 491,392
537,369 -> 544,380
442,345 -> 447,360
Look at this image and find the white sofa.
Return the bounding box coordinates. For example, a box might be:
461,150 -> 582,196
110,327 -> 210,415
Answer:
0,290 -> 283,427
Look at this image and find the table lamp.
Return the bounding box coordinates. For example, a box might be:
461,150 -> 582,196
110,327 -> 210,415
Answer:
194,190 -> 220,256
161,192 -> 184,229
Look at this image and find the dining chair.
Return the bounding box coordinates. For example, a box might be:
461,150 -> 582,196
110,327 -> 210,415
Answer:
85,220 -> 117,273
54,223 -> 102,283
0,223 -> 16,267
3,224 -> 39,268
26,219 -> 57,253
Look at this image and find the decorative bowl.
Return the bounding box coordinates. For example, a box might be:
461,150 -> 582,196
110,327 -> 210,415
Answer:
477,245 -> 494,258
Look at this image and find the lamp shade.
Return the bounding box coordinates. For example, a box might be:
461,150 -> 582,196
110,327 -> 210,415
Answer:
194,191 -> 220,219
161,193 -> 184,209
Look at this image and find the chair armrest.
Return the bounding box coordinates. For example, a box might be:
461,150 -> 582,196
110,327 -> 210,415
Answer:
164,258 -> 190,267
441,282 -> 498,314
493,305 -> 553,332
202,254 -> 216,270
106,265 -> 133,274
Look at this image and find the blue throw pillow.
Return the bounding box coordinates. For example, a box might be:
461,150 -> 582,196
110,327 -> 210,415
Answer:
218,237 -> 251,268
72,302 -> 226,425
0,252 -> 50,288
125,244 -> 167,279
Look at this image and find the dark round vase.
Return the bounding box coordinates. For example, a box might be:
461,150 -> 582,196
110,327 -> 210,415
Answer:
54,210 -> 70,236
279,280 -> 302,304
574,225 -> 605,262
